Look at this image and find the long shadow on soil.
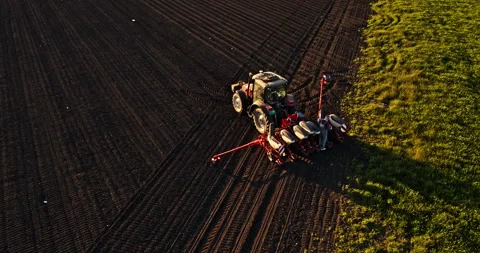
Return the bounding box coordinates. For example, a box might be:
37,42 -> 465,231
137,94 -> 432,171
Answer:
218,134 -> 358,192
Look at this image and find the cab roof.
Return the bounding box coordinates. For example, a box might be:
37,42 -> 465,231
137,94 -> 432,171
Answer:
252,71 -> 287,88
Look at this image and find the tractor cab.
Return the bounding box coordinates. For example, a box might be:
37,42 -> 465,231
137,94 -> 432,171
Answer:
231,71 -> 289,134
264,84 -> 287,105
251,71 -> 288,106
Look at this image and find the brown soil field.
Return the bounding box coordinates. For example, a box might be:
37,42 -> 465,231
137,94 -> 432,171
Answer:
0,0 -> 371,252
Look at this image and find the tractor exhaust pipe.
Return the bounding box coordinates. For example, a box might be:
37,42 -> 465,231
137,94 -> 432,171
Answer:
247,72 -> 253,94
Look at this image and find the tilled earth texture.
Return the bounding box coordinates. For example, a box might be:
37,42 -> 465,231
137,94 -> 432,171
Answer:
0,0 -> 371,252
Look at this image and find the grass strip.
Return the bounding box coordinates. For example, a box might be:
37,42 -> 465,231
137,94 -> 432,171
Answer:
337,0 -> 480,252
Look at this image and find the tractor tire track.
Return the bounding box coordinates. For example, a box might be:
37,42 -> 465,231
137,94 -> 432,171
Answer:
201,156 -> 273,252
290,0 -> 370,118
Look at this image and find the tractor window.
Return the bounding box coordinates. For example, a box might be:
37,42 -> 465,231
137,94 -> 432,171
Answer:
265,85 -> 286,104
253,80 -> 264,102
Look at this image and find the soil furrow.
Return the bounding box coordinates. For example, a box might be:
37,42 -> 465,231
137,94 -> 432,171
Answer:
208,153 -> 270,252
164,120 -> 255,252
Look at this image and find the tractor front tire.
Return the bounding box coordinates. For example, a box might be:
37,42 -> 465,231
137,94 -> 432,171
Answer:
253,107 -> 272,134
232,90 -> 247,113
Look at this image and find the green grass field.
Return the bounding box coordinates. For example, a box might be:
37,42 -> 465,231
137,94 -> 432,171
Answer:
337,0 -> 480,252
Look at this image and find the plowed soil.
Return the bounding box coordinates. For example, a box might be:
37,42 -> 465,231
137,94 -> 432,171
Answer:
0,0 -> 371,252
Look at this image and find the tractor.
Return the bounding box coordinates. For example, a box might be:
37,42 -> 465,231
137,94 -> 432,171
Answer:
210,71 -> 348,166
231,71 -> 290,134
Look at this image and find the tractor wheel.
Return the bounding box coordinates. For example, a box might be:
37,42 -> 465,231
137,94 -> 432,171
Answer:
253,107 -> 272,134
232,90 -> 247,113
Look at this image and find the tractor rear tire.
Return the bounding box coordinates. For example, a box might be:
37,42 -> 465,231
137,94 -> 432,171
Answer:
253,107 -> 272,134
232,90 -> 247,113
